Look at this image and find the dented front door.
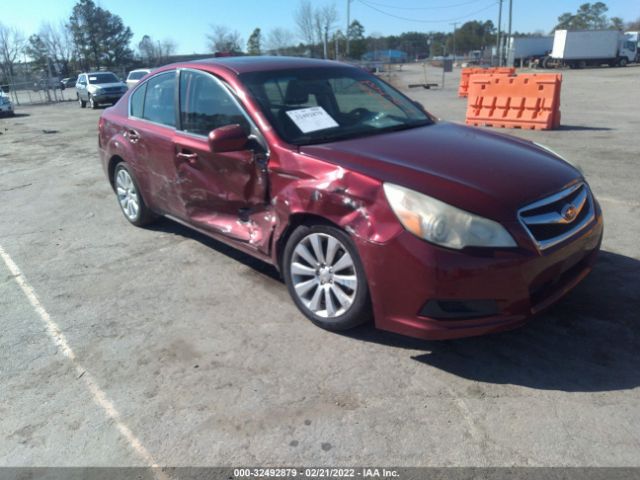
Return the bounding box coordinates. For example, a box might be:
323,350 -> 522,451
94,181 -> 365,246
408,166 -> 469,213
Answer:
173,69 -> 269,245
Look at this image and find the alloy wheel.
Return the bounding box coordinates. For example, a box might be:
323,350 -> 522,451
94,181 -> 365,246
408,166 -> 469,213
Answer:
290,232 -> 358,319
115,168 -> 139,221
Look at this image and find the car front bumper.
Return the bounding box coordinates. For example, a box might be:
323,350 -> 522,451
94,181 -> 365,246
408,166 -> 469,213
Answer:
0,104 -> 13,115
92,92 -> 125,104
356,203 -> 604,340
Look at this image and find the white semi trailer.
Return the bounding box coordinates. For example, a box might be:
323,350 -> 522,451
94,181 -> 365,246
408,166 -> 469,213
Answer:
507,36 -> 553,67
544,29 -> 636,68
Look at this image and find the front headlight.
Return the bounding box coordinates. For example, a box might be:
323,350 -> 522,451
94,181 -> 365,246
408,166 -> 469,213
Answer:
90,86 -> 102,94
383,183 -> 517,250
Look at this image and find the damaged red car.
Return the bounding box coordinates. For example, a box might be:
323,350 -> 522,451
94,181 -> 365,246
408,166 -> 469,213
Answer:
98,57 -> 603,340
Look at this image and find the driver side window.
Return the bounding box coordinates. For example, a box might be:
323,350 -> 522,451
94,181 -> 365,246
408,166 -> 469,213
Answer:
179,69 -> 249,136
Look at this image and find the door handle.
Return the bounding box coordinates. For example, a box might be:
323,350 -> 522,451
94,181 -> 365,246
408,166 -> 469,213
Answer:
176,151 -> 198,166
125,129 -> 140,143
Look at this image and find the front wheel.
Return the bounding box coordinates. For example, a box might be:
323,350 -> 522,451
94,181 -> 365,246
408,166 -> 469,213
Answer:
89,95 -> 98,109
618,57 -> 628,67
283,224 -> 371,331
78,94 -> 86,108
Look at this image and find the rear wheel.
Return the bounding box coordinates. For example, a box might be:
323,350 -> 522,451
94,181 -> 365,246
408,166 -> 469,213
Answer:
114,162 -> 156,227
283,224 -> 371,331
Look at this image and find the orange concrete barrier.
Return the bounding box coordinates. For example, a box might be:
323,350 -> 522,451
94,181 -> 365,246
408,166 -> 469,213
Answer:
465,73 -> 562,131
458,67 -> 515,97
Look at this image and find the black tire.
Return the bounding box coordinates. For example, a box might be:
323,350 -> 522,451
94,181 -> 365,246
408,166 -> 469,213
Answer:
282,223 -> 371,331
89,95 -> 98,109
619,57 -> 628,67
113,162 -> 157,227
78,94 -> 86,108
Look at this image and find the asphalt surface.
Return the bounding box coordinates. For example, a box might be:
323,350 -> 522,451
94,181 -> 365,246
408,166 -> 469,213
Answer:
1,64 -> 639,468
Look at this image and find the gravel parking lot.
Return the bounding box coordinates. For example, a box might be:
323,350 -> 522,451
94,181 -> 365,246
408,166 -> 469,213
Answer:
1,64 -> 639,468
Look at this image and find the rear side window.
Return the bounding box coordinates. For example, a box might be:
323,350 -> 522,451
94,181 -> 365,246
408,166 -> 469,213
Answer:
179,69 -> 248,136
142,71 -> 176,127
130,83 -> 146,118
128,71 -> 147,81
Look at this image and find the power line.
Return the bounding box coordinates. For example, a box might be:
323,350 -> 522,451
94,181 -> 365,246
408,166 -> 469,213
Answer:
356,0 -> 499,24
358,0 -> 486,11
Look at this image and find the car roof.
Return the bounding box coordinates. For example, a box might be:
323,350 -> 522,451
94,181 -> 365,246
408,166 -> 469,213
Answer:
190,56 -> 353,74
84,71 -> 116,75
129,68 -> 151,73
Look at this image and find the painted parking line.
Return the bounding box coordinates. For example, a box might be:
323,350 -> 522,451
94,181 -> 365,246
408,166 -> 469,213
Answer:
0,244 -> 168,478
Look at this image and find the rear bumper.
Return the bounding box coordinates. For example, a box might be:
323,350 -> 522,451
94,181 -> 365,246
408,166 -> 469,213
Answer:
356,205 -> 603,340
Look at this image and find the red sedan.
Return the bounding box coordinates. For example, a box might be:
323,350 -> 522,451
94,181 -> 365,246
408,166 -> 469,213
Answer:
98,57 -> 603,340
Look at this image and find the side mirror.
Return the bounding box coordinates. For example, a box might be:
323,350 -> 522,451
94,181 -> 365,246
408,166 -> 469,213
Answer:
208,124 -> 248,153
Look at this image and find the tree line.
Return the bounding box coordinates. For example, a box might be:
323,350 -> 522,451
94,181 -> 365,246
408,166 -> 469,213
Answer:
0,0 -> 176,83
1,0 -> 639,85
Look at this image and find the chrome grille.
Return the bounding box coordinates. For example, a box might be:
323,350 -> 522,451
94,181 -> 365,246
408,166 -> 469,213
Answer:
518,182 -> 595,250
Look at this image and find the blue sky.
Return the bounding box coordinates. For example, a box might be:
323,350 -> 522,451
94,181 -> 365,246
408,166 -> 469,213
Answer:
3,0 -> 639,54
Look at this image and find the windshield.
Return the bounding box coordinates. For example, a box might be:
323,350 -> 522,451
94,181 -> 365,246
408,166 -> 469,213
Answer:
128,71 -> 147,80
240,66 -> 432,145
89,73 -> 120,84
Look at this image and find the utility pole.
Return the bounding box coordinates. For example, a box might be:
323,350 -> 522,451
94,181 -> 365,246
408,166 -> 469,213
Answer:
496,0 -> 503,66
451,22 -> 459,60
507,0 -> 513,66
323,26 -> 329,59
346,0 -> 351,58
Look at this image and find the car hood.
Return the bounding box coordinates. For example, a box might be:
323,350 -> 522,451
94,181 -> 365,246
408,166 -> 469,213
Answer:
300,122 -> 582,221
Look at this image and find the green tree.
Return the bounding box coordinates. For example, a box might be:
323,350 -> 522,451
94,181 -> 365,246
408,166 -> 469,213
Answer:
247,28 -> 262,55
446,20 -> 495,55
67,0 -> 133,70
554,2 -> 613,30
609,16 -> 624,30
25,34 -> 49,72
347,20 -> 365,59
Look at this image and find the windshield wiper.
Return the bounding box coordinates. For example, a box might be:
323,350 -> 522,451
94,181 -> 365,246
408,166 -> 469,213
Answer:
295,120 -> 432,146
377,121 -> 432,134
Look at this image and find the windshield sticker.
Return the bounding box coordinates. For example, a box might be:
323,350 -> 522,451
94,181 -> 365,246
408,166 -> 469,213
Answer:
89,76 -> 97,81
286,106 -> 339,133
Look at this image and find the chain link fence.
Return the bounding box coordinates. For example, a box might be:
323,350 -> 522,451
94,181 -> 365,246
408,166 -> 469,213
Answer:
1,80 -> 79,106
